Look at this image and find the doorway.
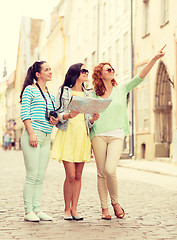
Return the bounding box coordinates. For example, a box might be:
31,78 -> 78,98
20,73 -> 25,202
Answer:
154,61 -> 172,157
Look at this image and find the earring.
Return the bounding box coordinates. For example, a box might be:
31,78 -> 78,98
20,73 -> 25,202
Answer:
33,79 -> 36,84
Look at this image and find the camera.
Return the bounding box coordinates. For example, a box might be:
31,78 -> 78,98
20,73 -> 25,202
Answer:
49,111 -> 58,118
45,110 -> 58,120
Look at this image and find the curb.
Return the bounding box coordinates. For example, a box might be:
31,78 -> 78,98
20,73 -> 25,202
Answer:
118,162 -> 177,178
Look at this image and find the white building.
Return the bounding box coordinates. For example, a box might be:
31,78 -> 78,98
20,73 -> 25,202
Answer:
64,0 -> 132,155
134,0 -> 177,162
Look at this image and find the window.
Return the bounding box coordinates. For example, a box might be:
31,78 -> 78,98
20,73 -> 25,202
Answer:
102,51 -> 106,61
136,65 -> 149,131
143,0 -> 150,36
108,46 -> 112,63
92,5 -> 97,45
85,15 -> 88,42
103,2 -> 107,35
93,5 -> 97,34
124,0 -> 129,13
115,39 -> 119,78
115,0 -> 121,19
67,35 -> 70,58
78,0 -> 82,9
161,0 -> 169,26
77,23 -> 81,47
123,32 -> 129,74
51,36 -> 60,66
108,0 -> 114,28
92,51 -> 96,70
84,57 -> 88,66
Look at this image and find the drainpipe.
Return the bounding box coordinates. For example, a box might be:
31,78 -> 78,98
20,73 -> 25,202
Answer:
130,0 -> 134,158
58,16 -> 66,81
97,0 -> 100,63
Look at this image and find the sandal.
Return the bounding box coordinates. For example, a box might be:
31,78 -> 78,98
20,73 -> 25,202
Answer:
112,203 -> 125,218
102,214 -> 111,220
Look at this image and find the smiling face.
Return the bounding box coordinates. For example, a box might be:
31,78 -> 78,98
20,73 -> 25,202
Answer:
77,64 -> 89,83
102,64 -> 115,82
36,62 -> 52,82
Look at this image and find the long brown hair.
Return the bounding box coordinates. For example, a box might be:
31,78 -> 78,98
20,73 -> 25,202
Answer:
20,61 -> 46,103
92,62 -> 117,96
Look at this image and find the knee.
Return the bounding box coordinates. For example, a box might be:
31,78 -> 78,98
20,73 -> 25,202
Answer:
97,171 -> 106,179
26,171 -> 38,184
35,174 -> 45,184
105,168 -> 116,178
75,173 -> 82,181
66,175 -> 75,183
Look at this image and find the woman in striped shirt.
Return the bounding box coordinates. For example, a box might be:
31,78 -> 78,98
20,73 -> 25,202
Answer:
20,61 -> 59,222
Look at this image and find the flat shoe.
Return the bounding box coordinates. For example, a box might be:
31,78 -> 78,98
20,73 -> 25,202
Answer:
72,215 -> 83,221
102,214 -> 111,220
64,215 -> 73,220
24,212 -> 40,222
36,211 -> 52,221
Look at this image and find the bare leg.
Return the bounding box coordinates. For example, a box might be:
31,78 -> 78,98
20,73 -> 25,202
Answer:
71,162 -> 85,216
63,161 -> 75,216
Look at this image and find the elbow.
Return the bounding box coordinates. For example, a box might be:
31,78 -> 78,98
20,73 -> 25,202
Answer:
139,72 -> 145,79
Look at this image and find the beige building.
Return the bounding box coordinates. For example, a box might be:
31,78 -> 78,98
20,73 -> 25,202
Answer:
13,17 -> 42,148
6,71 -> 15,148
61,0 -> 132,156
38,0 -> 69,139
0,79 -> 7,146
0,69 -> 15,147
38,0 -> 67,96
65,0 -> 131,81
134,0 -> 176,162
9,0 -> 177,162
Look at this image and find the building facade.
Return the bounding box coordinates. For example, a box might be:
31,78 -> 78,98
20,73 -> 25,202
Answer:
134,0 -> 176,162
10,0 -> 177,162
13,17 -> 42,149
63,0 -> 132,155
0,79 -> 7,147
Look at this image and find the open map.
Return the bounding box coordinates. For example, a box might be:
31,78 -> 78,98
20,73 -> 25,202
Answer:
68,96 -> 112,114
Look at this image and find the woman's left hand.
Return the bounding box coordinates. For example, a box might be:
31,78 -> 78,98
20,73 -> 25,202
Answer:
49,115 -> 59,125
90,113 -> 100,124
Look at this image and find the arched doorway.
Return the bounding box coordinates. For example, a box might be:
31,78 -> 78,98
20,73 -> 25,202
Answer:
154,61 -> 172,157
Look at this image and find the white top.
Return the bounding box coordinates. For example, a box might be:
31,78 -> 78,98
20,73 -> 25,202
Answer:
95,128 -> 124,139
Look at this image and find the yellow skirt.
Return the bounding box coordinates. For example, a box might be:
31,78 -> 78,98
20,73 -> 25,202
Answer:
51,113 -> 91,163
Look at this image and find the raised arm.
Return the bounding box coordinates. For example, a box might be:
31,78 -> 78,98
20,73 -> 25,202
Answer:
139,44 -> 166,79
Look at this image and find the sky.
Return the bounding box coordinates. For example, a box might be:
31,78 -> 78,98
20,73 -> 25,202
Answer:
0,0 -> 60,79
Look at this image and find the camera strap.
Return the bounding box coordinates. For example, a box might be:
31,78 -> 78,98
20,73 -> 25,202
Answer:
36,83 -> 55,111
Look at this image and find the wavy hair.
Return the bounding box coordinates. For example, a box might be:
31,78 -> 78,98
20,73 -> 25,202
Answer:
92,62 -> 117,96
20,61 -> 46,103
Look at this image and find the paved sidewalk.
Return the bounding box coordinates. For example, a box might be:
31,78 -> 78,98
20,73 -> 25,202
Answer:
118,159 -> 177,177
1,150 -> 177,240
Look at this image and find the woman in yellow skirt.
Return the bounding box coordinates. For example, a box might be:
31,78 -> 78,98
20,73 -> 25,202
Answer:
51,63 -> 99,220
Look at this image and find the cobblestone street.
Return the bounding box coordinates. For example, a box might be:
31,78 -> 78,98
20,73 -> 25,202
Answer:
0,150 -> 177,240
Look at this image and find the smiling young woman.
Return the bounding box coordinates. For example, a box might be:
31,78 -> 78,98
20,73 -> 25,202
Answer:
91,45 -> 166,220
51,63 -> 99,221
20,61 -> 59,222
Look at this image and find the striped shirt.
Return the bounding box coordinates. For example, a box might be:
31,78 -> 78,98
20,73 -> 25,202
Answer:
21,85 -> 56,134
